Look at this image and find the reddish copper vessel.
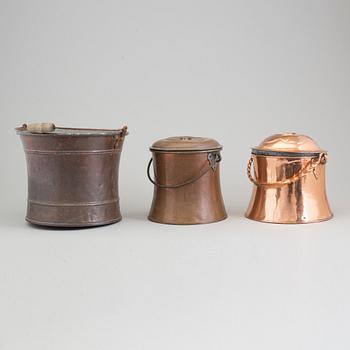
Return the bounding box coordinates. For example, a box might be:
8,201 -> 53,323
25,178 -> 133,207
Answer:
16,123 -> 128,227
245,133 -> 333,224
147,136 -> 227,225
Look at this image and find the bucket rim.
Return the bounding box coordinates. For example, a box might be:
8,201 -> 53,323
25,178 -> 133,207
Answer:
149,146 -> 223,153
251,148 -> 327,157
16,125 -> 128,137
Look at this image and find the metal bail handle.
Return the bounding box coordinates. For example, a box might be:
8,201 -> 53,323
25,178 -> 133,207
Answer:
147,151 -> 222,189
113,125 -> 128,149
247,152 -> 327,188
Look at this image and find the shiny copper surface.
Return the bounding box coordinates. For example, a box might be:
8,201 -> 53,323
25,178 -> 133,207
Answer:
148,137 -> 227,225
16,124 -> 128,227
246,133 -> 333,224
255,133 -> 324,153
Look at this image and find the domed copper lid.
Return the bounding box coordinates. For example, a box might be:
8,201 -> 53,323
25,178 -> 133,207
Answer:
150,136 -> 222,152
252,133 -> 326,157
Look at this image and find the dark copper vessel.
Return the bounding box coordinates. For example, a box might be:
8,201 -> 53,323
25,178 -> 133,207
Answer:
147,136 -> 227,224
246,133 -> 333,224
16,123 -> 128,227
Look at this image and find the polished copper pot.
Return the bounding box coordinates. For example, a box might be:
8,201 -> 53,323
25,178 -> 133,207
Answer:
16,123 -> 128,227
245,133 -> 333,224
147,136 -> 227,225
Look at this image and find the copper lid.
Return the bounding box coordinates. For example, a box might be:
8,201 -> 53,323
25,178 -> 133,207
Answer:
150,136 -> 222,152
252,133 -> 326,156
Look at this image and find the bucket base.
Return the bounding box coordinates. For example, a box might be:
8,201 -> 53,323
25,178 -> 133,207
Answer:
26,200 -> 122,228
26,216 -> 122,228
245,213 -> 333,224
148,214 -> 227,225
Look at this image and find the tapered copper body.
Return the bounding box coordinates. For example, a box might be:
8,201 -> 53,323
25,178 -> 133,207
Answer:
147,137 -> 227,225
245,133 -> 333,224
16,124 -> 128,227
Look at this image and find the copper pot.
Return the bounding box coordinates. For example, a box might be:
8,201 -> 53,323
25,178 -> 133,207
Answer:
147,136 -> 227,225
245,133 -> 333,224
16,123 -> 128,227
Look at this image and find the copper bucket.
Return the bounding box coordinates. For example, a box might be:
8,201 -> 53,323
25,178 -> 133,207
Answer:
147,136 -> 227,225
16,123 -> 128,227
245,133 -> 333,224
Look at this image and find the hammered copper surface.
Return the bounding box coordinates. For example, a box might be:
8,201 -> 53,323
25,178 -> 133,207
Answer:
148,139 -> 227,225
17,125 -> 127,227
254,133 -> 325,153
245,133 -> 333,224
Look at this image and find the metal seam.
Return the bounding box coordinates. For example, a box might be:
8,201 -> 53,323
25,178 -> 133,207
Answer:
149,148 -> 222,154
24,149 -> 121,155
251,149 -> 323,157
28,199 -> 119,207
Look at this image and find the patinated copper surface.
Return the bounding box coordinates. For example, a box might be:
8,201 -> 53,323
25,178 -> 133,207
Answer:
245,133 -> 333,224
16,124 -> 128,227
147,136 -> 227,225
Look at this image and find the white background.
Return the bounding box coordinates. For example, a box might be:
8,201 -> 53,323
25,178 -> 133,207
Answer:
1,1 -> 350,349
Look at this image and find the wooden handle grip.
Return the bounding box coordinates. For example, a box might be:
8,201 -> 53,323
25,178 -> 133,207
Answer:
26,123 -> 56,133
